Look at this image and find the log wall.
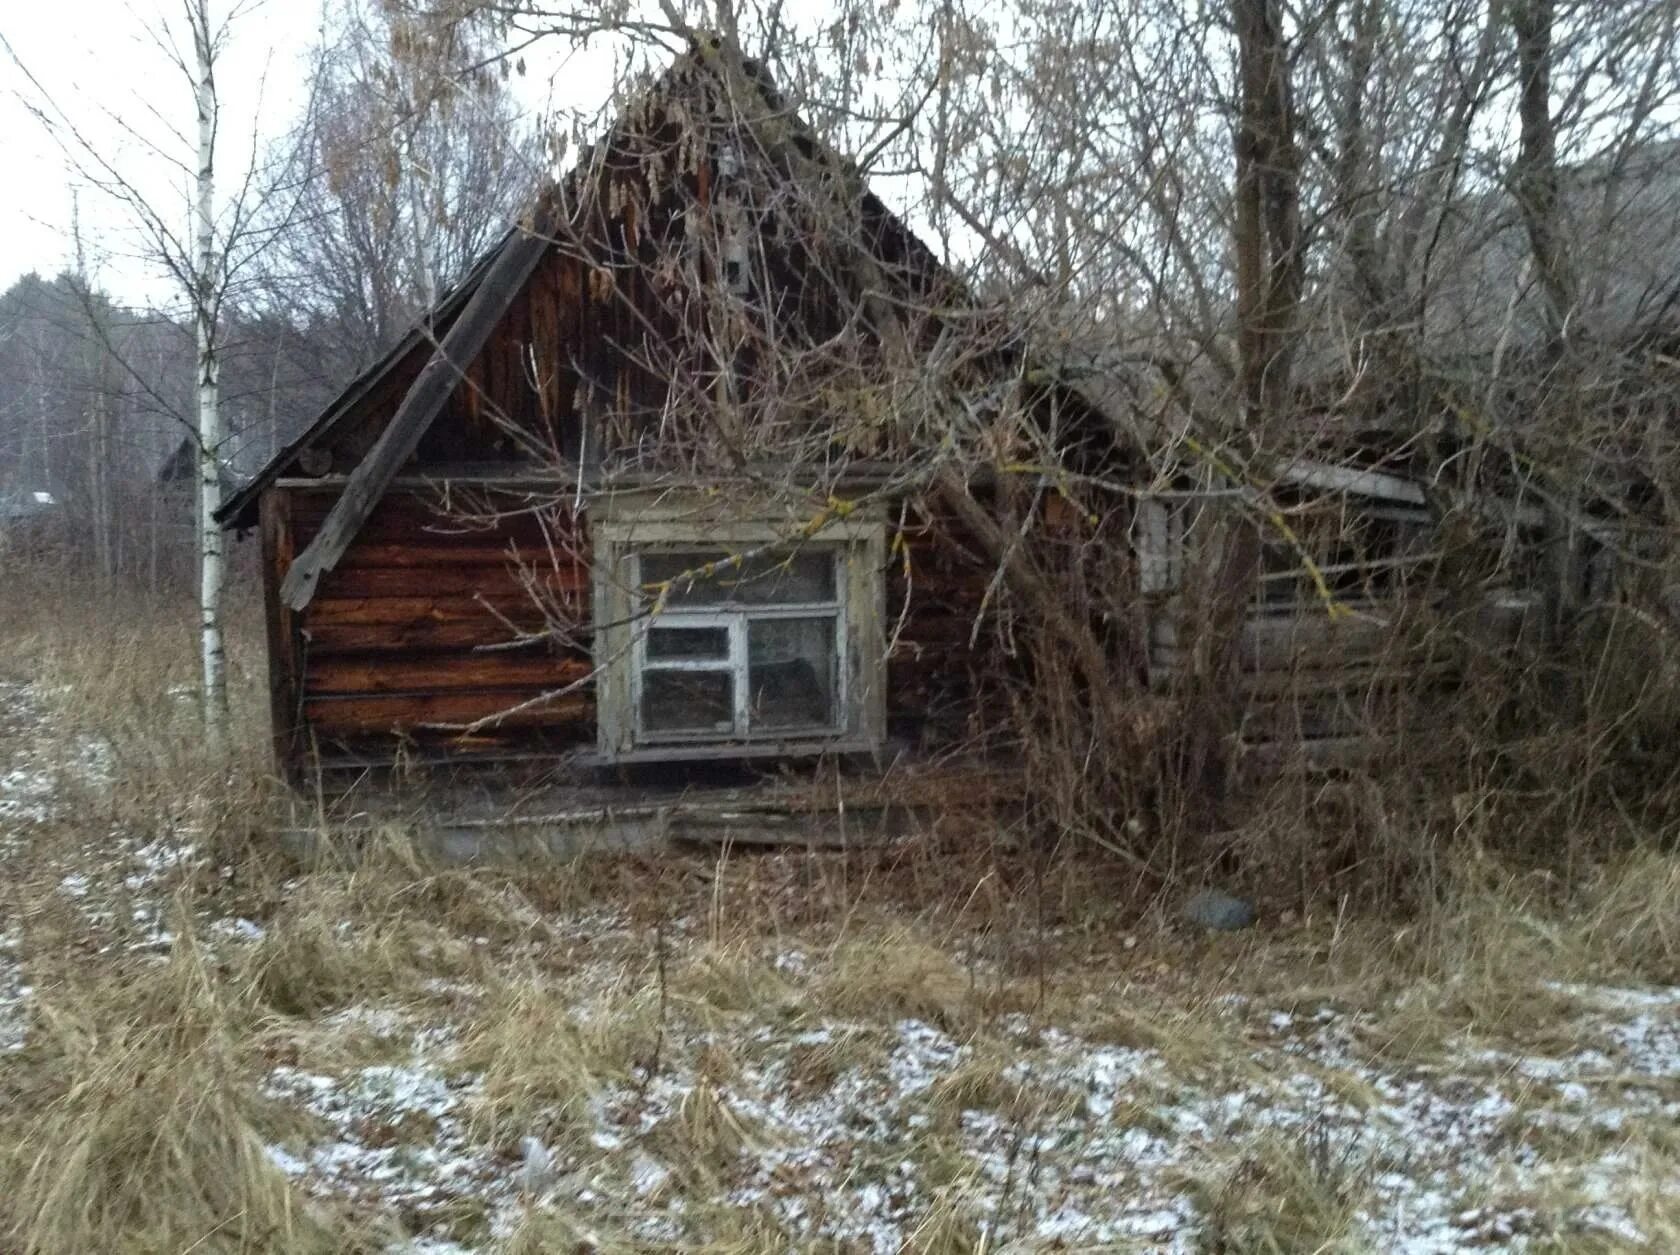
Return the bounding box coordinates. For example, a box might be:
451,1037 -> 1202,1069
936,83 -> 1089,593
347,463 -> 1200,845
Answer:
264,484 -> 1002,772
274,487 -> 594,766
1142,502 -> 1450,764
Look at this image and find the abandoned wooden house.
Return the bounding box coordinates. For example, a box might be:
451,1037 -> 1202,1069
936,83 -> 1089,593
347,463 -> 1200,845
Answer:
218,43 -> 1098,805
221,43 -> 1616,816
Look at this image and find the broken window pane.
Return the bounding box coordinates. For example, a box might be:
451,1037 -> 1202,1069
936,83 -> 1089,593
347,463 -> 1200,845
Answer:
641,550 -> 835,607
748,616 -> 836,731
641,670 -> 734,734
646,624 -> 729,661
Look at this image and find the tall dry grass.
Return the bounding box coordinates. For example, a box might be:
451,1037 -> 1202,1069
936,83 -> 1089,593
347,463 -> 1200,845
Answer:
0,562 -> 276,850
0,934 -> 345,1253
0,558 -> 1677,1249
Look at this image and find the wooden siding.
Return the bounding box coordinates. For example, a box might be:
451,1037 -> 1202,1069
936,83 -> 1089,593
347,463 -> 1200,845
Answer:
1143,499 -> 1450,763
265,481 -> 1009,771
277,487 -> 594,763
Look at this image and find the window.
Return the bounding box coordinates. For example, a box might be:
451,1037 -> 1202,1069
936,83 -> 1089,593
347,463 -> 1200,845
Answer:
1255,508 -> 1432,612
632,549 -> 844,741
592,495 -> 886,761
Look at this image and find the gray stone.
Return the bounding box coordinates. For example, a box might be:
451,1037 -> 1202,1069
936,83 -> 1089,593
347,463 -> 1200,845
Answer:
1184,888 -> 1257,932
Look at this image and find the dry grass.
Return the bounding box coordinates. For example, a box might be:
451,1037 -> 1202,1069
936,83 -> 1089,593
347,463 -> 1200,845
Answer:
1189,1126 -> 1374,1255
1,572 -> 1678,1250
460,974 -> 656,1145
0,938 -> 344,1253
812,925 -> 987,1030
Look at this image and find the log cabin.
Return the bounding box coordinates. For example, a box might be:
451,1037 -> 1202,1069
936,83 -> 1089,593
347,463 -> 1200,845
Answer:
222,41 -> 1620,805
218,41 -> 1104,792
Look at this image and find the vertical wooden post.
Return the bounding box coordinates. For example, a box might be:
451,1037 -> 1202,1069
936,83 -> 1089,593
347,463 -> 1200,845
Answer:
260,488 -> 306,782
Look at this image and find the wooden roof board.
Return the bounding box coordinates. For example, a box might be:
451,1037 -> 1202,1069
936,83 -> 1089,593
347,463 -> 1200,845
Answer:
214,231 -> 510,532
277,219 -> 556,608
223,42 -> 974,570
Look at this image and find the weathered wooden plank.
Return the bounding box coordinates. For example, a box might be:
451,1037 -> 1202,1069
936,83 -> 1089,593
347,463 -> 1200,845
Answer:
298,518 -> 558,555
316,565 -> 588,599
304,620 -> 561,654
305,689 -> 594,734
260,488 -> 306,780
305,595 -> 552,628
305,654 -> 592,697
1152,611 -> 1404,667
291,491 -> 562,534
281,220 -> 559,609
332,543 -> 528,569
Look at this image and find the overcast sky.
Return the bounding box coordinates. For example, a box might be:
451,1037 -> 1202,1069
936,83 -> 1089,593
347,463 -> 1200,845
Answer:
0,2 -> 324,304
0,1 -> 637,310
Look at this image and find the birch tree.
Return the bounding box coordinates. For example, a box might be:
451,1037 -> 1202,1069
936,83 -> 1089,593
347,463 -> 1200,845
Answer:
259,0 -> 540,374
4,2 -> 312,749
187,0 -> 228,743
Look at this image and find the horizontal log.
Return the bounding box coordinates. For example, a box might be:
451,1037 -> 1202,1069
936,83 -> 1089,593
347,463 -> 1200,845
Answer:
305,688 -> 594,735
304,620 -> 572,654
304,654 -> 593,697
305,595 -> 552,628
316,564 -> 588,600
1152,611 -> 1407,668
297,512 -> 556,551
310,725 -> 595,765
334,542 -> 550,569
292,487 -> 578,527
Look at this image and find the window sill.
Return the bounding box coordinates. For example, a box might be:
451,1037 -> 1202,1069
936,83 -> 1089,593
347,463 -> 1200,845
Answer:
581,737 -> 881,767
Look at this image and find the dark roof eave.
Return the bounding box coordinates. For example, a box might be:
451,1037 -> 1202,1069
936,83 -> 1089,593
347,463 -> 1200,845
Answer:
214,226 -> 516,532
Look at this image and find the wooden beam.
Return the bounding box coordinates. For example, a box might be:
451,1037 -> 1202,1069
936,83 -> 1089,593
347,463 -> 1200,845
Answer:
304,689 -> 592,735
279,219 -> 557,610
305,654 -> 592,697
259,489 -> 306,781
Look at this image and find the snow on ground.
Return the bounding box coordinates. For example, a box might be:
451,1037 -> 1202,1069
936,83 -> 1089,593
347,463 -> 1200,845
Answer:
241,968 -> 1680,1252
0,680 -> 110,830
2,672 -> 1677,1250
0,679 -> 155,1049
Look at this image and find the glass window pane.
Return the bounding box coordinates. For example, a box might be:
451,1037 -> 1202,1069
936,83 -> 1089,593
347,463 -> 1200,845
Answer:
646,624 -> 729,661
748,616 -> 836,731
641,670 -> 734,734
641,549 -> 835,607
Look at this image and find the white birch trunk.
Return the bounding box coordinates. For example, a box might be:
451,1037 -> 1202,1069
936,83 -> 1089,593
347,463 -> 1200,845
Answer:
406,155 -> 438,312
191,0 -> 227,748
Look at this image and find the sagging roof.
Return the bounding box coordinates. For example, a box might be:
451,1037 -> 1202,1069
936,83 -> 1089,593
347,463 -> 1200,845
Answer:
213,229 -> 513,532
223,37 -> 977,611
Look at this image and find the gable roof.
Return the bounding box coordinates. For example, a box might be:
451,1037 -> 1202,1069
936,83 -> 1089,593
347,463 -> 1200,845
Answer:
214,227 -> 517,532
225,39 -> 974,610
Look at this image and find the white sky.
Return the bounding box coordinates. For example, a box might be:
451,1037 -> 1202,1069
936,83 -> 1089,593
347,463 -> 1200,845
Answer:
2,0 -> 951,316
0,0 -> 635,309
0,1 -> 323,304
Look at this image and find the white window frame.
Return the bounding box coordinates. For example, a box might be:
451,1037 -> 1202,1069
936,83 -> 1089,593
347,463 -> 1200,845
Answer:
629,554 -> 849,743
591,491 -> 886,763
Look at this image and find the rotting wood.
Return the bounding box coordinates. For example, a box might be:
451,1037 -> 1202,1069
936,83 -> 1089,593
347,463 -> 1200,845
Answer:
305,654 -> 592,697
280,218 -> 558,610
303,620 -> 563,654
316,565 -> 587,599
305,595 -> 555,628
304,689 -> 593,735
260,489 -> 306,779
331,544 -> 537,570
